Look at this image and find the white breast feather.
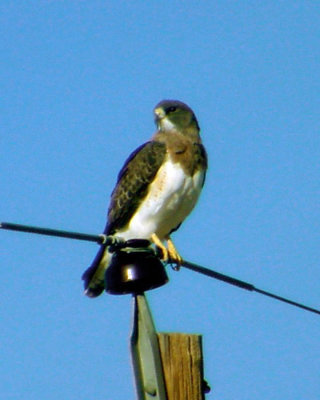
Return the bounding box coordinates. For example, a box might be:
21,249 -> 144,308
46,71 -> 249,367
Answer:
117,157 -> 204,241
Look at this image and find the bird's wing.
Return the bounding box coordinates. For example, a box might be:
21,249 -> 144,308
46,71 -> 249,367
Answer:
82,140 -> 167,297
194,142 -> 208,187
105,140 -> 167,235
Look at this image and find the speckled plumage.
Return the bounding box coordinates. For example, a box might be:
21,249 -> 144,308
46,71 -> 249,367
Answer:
82,100 -> 207,297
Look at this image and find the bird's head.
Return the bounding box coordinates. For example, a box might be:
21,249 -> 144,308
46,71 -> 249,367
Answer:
154,100 -> 200,133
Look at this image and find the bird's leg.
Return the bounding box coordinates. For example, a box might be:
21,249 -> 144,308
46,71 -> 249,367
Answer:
151,233 -> 169,262
166,236 -> 183,269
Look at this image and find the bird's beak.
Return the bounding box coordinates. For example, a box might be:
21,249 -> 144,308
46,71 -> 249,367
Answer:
154,107 -> 165,122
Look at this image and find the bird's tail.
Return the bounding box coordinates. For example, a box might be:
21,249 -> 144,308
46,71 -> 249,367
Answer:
82,246 -> 112,298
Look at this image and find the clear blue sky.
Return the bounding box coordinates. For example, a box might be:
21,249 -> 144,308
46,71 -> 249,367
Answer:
1,2 -> 319,399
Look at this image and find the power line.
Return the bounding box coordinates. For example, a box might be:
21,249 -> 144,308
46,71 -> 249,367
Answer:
0,221 -> 107,243
1,221 -> 319,316
181,261 -> 320,316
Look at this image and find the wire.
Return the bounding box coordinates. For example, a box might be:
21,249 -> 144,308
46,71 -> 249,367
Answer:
1,221 -> 319,316
181,261 -> 320,316
0,222 -> 106,243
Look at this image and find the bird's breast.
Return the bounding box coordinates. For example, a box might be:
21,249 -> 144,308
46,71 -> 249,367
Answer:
117,156 -> 205,241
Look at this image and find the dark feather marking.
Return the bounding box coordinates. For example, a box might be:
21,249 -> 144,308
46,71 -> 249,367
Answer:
105,141 -> 167,235
194,143 -> 208,186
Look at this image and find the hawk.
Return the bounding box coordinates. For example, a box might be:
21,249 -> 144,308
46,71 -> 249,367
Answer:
82,100 -> 208,297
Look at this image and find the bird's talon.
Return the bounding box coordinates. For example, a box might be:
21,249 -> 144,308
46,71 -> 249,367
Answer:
172,263 -> 181,271
151,233 -> 169,262
151,233 -> 184,266
159,247 -> 169,262
167,237 -> 183,267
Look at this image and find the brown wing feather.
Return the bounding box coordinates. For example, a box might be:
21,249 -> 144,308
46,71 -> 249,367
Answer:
194,143 -> 208,186
105,141 -> 167,235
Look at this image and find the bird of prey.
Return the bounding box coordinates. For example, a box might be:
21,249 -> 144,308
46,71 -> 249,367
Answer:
82,100 -> 208,297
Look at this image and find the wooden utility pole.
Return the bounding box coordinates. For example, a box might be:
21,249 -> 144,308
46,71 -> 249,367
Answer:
158,333 -> 206,400
131,294 -> 208,400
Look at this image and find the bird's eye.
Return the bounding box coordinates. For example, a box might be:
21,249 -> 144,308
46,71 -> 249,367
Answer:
166,106 -> 177,113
